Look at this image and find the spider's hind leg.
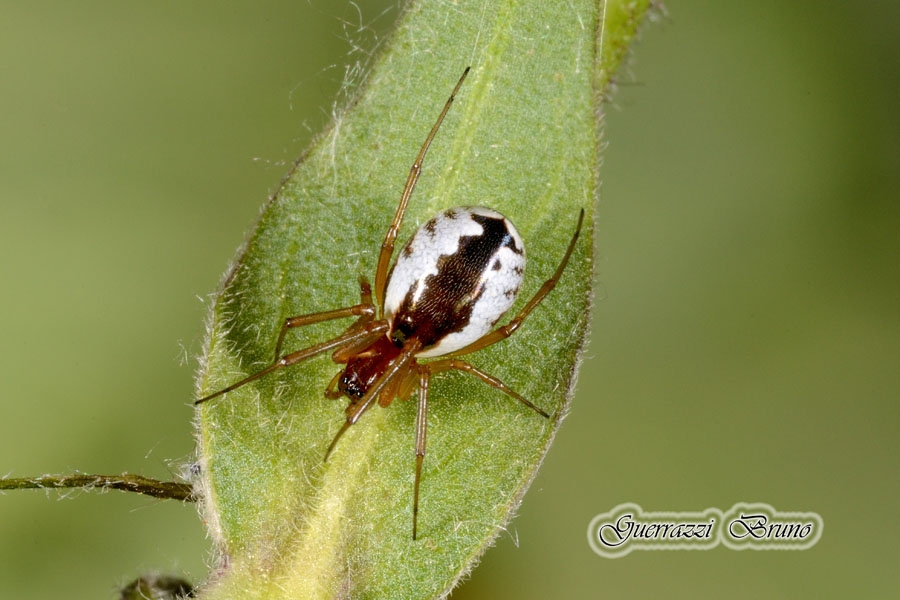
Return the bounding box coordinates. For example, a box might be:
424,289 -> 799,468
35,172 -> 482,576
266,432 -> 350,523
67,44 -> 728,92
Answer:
447,208 -> 584,359
427,359 -> 550,418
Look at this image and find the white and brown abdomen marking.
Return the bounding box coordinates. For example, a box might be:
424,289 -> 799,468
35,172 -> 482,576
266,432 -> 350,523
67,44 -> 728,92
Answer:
384,207 -> 526,358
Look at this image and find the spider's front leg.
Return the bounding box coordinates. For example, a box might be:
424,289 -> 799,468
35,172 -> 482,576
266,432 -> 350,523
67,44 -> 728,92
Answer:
197,277 -> 382,406
272,276 -> 376,360
409,358 -> 549,541
412,368 -> 430,540
196,321 -> 389,406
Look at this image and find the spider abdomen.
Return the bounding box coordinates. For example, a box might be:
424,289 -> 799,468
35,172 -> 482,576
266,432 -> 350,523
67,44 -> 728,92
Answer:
384,206 -> 525,358
196,69 -> 584,541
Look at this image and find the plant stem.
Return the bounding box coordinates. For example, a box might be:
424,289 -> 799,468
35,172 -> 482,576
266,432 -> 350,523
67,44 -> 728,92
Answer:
0,473 -> 194,501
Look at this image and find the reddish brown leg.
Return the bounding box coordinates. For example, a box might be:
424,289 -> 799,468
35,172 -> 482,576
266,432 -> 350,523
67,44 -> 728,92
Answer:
373,67 -> 471,308
196,321 -> 389,405
273,277 -> 375,360
324,370 -> 343,400
413,369 -> 430,540
449,208 -> 584,358
323,341 -> 422,462
428,359 -> 550,418
410,358 -> 547,539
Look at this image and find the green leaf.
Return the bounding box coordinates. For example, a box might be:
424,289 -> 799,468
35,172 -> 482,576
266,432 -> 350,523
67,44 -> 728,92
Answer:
194,0 -> 651,598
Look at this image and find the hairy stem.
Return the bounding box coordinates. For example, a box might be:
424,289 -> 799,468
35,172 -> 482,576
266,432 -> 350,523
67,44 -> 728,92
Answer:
0,473 -> 194,501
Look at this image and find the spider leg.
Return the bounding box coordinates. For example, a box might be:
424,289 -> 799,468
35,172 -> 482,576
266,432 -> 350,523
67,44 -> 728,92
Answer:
449,208 -> 584,358
374,67 -> 471,308
324,370 -> 343,399
413,369 -> 430,540
196,321 -> 389,405
273,276 -> 375,360
323,340 -> 422,461
409,358 -> 547,539
428,359 -> 550,418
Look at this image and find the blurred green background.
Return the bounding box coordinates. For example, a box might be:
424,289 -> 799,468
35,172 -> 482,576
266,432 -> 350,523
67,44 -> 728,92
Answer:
1,1 -> 898,598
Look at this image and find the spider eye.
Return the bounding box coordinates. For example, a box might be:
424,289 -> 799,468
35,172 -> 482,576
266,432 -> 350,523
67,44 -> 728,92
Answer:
339,374 -> 365,398
194,67 -> 584,541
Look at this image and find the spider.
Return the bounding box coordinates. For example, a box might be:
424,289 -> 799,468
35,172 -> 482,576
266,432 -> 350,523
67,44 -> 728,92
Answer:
196,67 -> 584,540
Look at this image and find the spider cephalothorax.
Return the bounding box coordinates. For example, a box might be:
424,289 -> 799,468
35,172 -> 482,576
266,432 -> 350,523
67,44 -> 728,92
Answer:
197,67 -> 583,539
